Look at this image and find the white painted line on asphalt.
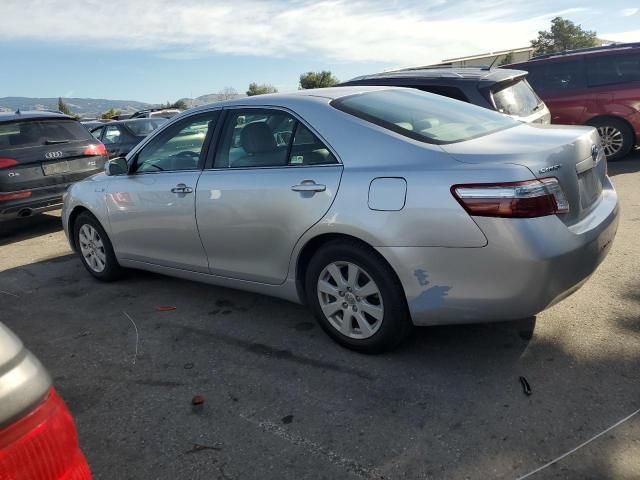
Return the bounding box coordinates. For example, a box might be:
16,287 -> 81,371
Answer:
123,311 -> 139,365
0,289 -> 19,297
515,407 -> 640,480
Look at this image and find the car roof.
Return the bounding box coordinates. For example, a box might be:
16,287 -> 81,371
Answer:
0,110 -> 73,123
341,67 -> 527,84
89,118 -> 166,128
188,85 -> 408,113
528,41 -> 640,61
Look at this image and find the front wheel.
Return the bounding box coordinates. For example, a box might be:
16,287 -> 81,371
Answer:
73,212 -> 123,281
305,240 -> 412,353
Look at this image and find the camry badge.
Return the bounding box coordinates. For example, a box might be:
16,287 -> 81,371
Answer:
539,164 -> 562,174
45,151 -> 63,159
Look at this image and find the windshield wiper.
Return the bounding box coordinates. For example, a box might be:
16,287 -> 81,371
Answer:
45,139 -> 71,145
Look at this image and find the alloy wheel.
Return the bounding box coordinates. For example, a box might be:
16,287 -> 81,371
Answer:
316,261 -> 384,339
597,126 -> 624,158
78,224 -> 107,273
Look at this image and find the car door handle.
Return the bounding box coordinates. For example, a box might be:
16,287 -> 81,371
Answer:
171,183 -> 193,194
291,181 -> 326,192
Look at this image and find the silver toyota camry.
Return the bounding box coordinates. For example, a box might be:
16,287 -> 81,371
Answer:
62,87 -> 619,352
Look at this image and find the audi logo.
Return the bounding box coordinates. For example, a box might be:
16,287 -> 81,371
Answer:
45,151 -> 63,159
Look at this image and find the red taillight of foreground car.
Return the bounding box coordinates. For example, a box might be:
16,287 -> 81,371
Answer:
0,191 -> 31,202
0,158 -> 18,169
452,178 -> 570,218
0,388 -> 92,480
83,144 -> 107,157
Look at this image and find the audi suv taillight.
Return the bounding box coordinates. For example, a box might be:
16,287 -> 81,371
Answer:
83,144 -> 107,157
0,158 -> 18,169
0,388 -> 91,480
452,178 -> 569,218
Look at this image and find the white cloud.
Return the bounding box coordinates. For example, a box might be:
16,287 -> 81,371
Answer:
602,30 -> 640,43
0,0 -> 593,66
621,7 -> 639,16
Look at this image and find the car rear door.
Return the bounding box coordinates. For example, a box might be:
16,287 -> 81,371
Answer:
196,107 -> 343,285
105,111 -> 220,273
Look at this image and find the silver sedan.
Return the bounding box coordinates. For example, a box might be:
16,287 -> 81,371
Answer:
62,87 -> 619,352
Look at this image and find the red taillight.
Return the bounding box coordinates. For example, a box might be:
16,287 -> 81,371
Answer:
452,178 -> 570,218
0,158 -> 18,169
0,191 -> 31,202
0,388 -> 91,479
83,144 -> 107,157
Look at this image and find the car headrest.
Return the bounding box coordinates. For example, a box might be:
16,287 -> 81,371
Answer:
240,122 -> 277,154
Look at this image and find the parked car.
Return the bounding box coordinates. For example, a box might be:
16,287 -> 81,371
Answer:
62,87 -> 618,352
508,42 -> 640,160
90,118 -> 167,159
130,108 -> 182,119
0,111 -> 108,221
0,322 -> 91,479
338,67 -> 551,124
81,120 -> 112,130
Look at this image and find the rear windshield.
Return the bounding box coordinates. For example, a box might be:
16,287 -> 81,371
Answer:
491,80 -> 543,117
125,118 -> 167,136
0,119 -> 93,153
331,89 -> 518,144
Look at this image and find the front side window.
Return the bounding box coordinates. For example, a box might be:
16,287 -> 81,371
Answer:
586,53 -> 640,87
215,109 -> 337,168
103,125 -> 121,144
331,89 -> 517,144
133,112 -> 218,173
492,79 -> 543,117
90,127 -> 104,140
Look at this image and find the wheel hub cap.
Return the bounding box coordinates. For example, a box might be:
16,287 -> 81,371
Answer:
317,261 -> 384,340
78,224 -> 107,273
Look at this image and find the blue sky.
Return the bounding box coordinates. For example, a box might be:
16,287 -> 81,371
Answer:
0,0 -> 638,103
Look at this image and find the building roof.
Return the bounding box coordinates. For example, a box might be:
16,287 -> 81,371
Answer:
440,46 -> 534,64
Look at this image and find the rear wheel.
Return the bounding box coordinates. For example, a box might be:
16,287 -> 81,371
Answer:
305,240 -> 412,353
587,118 -> 634,161
73,212 -> 122,281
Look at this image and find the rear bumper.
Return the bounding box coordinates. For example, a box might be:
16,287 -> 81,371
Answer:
0,184 -> 70,221
378,179 -> 619,326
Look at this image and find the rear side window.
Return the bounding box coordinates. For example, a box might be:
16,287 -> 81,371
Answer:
586,53 -> 640,87
331,89 -> 517,144
0,119 -> 94,153
523,60 -> 585,94
492,80 -> 542,116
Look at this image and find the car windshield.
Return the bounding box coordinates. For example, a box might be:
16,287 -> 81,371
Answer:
331,89 -> 518,144
0,119 -> 93,153
492,79 -> 542,117
125,118 -> 167,136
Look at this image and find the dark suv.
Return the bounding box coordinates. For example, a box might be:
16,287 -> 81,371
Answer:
338,67 -> 551,124
508,43 -> 640,160
0,111 -> 108,221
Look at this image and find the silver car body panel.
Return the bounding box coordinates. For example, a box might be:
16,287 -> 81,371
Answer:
0,323 -> 51,429
62,86 -> 619,326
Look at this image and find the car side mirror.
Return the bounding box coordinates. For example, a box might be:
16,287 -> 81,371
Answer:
105,157 -> 128,176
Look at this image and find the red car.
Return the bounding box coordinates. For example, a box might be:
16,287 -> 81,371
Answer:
509,42 -> 640,160
0,323 -> 91,480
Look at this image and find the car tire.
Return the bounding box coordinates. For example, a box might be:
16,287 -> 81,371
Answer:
587,117 -> 634,161
73,212 -> 123,281
305,240 -> 413,353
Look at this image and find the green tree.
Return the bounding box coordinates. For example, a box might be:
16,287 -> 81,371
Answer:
100,108 -> 120,120
497,52 -> 514,66
246,82 -> 278,96
57,97 -> 72,115
219,87 -> 239,100
298,71 -> 339,89
171,99 -> 188,110
531,17 -> 597,56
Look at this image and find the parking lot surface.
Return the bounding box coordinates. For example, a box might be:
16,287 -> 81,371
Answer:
1,152 -> 639,480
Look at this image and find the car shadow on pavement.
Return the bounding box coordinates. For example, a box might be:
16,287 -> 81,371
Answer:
1,254 -> 638,480
0,212 -> 63,246
608,149 -> 640,176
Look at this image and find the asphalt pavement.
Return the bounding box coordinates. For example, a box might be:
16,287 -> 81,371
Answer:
1,151 -> 639,479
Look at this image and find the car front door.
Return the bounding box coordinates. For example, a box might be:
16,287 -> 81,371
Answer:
105,111 -> 220,273
196,108 -> 343,284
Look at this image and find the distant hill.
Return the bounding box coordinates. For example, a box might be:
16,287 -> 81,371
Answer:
178,92 -> 245,108
0,97 -> 152,118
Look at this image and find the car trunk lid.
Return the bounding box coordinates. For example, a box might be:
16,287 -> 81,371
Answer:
441,123 -> 606,225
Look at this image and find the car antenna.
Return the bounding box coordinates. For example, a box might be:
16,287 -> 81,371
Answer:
487,55 -> 500,70
15,108 -> 21,115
